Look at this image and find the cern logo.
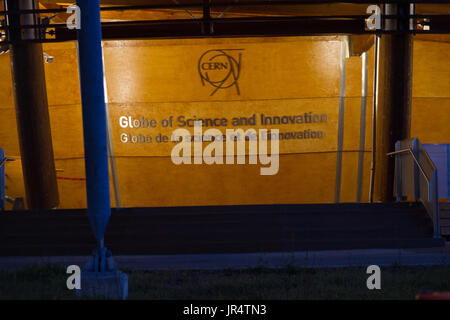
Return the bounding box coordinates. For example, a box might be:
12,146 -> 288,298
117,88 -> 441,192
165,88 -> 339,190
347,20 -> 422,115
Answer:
198,49 -> 243,96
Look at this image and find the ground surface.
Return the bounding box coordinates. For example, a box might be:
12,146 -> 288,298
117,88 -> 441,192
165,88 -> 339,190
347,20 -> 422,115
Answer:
1,264 -> 450,300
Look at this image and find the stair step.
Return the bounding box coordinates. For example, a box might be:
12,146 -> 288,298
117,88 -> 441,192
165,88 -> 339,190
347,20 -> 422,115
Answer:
0,203 -> 443,255
441,226 -> 450,236
440,211 -> 450,219
439,219 -> 450,227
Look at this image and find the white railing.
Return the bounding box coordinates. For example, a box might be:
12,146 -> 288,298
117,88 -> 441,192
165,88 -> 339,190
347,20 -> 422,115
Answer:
387,138 -> 441,239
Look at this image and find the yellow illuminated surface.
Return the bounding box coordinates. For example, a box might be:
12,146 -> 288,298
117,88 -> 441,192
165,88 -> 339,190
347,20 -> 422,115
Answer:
0,36 -> 448,209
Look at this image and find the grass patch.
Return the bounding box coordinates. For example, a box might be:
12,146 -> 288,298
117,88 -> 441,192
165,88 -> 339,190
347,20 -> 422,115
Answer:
1,264 -> 450,299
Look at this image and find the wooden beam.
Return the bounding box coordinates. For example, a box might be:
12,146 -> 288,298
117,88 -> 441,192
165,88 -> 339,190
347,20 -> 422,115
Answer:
53,17 -> 367,41
39,3 -> 70,23
7,0 -> 59,210
375,3 -> 413,202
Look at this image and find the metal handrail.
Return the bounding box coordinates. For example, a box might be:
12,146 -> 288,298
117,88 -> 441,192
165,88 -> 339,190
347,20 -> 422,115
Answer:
387,148 -> 432,201
388,139 -> 441,239
422,150 -> 437,172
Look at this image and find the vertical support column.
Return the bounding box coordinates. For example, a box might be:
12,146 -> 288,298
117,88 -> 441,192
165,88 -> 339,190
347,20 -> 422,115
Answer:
356,51 -> 368,202
101,47 -> 121,209
334,36 -> 349,203
6,0 -> 59,210
374,3 -> 414,202
369,34 -> 380,203
76,0 -> 111,251
202,0 -> 212,34
394,140 -> 402,202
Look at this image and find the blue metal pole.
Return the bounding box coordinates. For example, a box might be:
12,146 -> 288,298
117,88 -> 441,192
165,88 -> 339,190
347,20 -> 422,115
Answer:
73,2 -> 128,298
76,0 -> 110,253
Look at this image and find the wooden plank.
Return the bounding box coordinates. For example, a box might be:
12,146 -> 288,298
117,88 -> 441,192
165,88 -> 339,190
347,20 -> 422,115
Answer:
7,0 -> 59,210
375,3 -> 413,202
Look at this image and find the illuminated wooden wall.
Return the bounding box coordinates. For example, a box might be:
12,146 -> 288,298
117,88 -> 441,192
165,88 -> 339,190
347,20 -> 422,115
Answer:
0,36 -> 448,209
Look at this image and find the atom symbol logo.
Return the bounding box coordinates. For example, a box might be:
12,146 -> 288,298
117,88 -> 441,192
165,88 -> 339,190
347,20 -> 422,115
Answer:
198,49 -> 243,96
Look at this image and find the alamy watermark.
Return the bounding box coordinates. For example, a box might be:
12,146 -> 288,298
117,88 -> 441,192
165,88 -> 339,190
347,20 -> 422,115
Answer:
366,265 -> 381,290
66,5 -> 81,30
366,5 -> 381,30
66,265 -> 81,290
170,121 -> 280,176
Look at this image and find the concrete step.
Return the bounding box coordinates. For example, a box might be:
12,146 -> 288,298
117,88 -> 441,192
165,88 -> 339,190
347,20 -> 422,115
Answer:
439,203 -> 450,235
0,202 -> 443,256
440,210 -> 450,219
441,227 -> 450,236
